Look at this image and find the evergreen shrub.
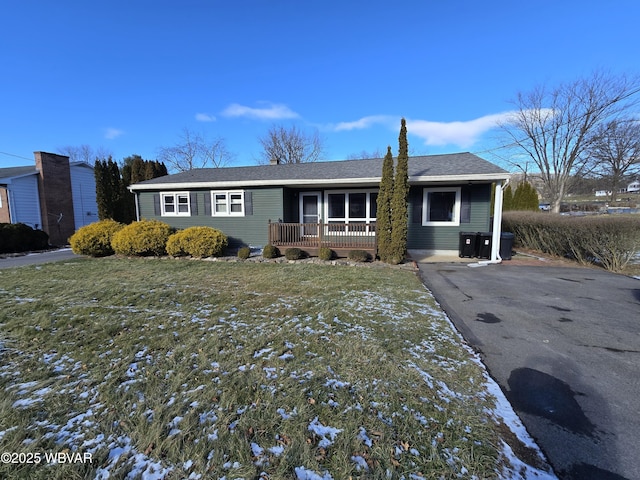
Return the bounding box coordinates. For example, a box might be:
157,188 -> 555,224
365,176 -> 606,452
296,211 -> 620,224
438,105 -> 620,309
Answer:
284,248 -> 305,260
69,219 -> 124,257
262,244 -> 280,259
111,220 -> 173,257
166,226 -> 228,258
348,249 -> 371,262
318,247 -> 334,261
0,223 -> 49,253
237,246 -> 251,260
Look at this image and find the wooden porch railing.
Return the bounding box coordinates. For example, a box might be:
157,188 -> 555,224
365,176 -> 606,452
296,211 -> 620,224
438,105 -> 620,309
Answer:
268,221 -> 377,254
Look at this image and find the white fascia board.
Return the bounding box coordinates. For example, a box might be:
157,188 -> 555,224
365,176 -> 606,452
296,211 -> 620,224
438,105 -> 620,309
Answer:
410,173 -> 511,183
129,177 -> 382,191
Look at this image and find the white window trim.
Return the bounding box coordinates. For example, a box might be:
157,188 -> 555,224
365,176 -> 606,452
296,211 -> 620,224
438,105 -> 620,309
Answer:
422,187 -> 461,226
323,189 -> 378,224
161,192 -> 190,216
211,190 -> 245,217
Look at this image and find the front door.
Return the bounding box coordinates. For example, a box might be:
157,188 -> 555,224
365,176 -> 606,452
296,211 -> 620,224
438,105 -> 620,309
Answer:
300,192 -> 321,236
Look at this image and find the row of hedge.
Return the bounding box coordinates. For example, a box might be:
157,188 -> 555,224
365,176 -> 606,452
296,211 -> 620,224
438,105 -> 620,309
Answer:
70,220 -> 228,258
0,223 -> 49,254
69,220 -> 374,262
502,211 -> 640,272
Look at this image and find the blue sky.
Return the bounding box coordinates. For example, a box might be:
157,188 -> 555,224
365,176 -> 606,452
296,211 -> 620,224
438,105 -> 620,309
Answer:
1,1 -> 638,170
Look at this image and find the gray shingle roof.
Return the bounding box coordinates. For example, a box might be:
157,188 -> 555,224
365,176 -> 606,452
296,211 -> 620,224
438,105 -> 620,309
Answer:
130,152 -> 509,190
0,166 -> 38,182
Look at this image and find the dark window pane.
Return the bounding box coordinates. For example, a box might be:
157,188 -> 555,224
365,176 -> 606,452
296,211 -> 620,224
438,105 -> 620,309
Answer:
370,192 -> 378,219
328,193 -> 345,218
428,191 -> 456,222
349,193 -> 366,218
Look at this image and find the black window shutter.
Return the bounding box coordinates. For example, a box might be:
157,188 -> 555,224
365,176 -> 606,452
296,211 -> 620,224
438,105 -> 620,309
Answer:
204,192 -> 211,216
411,190 -> 422,224
460,187 -> 471,223
153,193 -> 161,216
190,192 -> 198,216
244,192 -> 253,216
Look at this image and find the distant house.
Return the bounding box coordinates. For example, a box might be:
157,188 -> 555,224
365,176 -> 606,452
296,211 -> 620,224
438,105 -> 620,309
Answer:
129,152 -> 510,259
595,190 -> 612,197
626,180 -> 640,193
0,152 -> 98,245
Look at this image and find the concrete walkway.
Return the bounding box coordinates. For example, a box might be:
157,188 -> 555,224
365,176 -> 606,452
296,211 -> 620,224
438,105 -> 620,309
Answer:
417,258 -> 640,480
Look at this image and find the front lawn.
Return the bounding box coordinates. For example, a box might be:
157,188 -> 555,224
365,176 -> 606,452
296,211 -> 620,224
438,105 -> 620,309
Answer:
0,258 -> 550,479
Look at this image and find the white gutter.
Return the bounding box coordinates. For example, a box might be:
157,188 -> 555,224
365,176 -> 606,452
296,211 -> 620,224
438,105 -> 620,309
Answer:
469,178 -> 510,267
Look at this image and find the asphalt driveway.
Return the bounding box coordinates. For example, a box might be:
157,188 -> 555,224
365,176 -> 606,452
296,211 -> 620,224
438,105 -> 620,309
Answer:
417,260 -> 640,480
0,248 -> 79,269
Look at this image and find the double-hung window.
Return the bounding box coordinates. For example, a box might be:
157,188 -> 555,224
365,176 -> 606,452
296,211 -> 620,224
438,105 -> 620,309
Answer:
161,192 -> 190,216
422,187 -> 461,226
211,191 -> 245,216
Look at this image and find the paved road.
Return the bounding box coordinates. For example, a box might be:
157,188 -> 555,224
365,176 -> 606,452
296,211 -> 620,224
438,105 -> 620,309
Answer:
417,261 -> 640,480
0,249 -> 79,269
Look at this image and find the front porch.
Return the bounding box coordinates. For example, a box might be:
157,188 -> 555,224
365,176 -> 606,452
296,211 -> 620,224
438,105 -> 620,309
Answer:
268,221 -> 377,257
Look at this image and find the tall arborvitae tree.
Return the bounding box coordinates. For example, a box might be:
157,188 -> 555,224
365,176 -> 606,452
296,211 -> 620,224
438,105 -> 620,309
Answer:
377,146 -> 394,262
95,157 -> 123,221
512,181 -> 539,211
96,155 -> 168,223
389,118 -> 410,264
502,184 -> 514,211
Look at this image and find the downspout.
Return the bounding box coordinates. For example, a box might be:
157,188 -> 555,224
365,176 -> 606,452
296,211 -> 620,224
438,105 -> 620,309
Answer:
126,186 -> 141,221
133,189 -> 141,221
471,178 -> 510,267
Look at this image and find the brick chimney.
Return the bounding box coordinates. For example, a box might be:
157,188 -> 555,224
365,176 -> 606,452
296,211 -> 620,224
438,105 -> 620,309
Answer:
34,152 -> 76,246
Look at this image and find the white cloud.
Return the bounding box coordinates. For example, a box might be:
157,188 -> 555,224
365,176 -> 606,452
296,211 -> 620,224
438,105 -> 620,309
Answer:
407,112 -> 516,148
104,128 -> 124,140
221,102 -> 300,120
332,115 -> 395,131
195,113 -> 216,122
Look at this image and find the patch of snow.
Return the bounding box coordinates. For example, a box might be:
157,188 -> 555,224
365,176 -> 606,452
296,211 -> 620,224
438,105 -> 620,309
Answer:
308,417 -> 342,448
351,455 -> 369,471
294,466 -> 334,480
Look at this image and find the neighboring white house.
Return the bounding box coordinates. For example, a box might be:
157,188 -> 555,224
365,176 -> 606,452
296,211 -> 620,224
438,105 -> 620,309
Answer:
627,180 -> 640,193
0,152 -> 98,244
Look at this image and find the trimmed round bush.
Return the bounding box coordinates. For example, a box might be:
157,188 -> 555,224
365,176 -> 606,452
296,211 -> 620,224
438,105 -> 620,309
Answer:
111,220 -> 173,257
348,249 -> 371,262
69,219 -> 124,257
237,246 -> 251,260
0,223 -> 49,253
285,247 -> 306,260
166,226 -> 228,258
318,246 -> 334,261
262,244 -> 280,259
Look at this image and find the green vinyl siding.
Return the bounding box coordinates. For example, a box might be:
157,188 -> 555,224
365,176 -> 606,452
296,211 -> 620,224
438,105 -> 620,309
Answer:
407,184 -> 492,250
137,188 -> 284,247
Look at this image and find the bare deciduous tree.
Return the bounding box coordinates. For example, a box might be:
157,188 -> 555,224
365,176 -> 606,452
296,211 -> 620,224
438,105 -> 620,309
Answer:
258,124 -> 325,164
158,129 -> 233,172
500,71 -> 640,212
346,148 -> 385,160
58,144 -> 112,164
587,118 -> 640,202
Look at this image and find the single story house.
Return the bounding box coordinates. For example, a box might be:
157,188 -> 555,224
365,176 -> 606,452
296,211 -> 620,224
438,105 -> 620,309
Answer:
0,152 -> 98,245
129,152 -> 511,260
